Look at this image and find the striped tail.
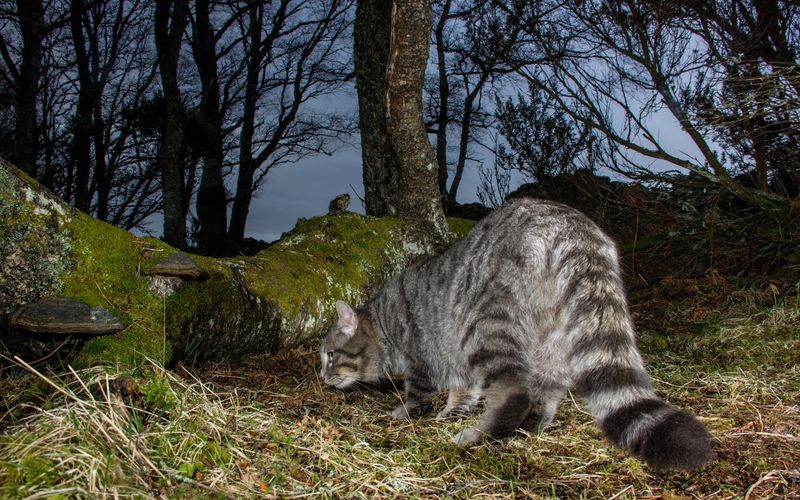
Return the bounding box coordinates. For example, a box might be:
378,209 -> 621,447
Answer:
563,242 -> 712,470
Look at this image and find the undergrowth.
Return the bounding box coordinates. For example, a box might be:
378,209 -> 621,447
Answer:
1,280 -> 799,498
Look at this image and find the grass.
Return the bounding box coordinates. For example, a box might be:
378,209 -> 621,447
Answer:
1,279 -> 799,498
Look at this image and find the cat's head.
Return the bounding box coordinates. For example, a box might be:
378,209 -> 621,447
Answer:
319,301 -> 383,389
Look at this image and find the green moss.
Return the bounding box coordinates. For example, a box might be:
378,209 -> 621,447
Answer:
201,441 -> 233,468
248,213 -> 404,318
0,161 -> 176,370
446,217 -> 476,238
160,212 -> 422,363
60,212 -> 169,368
141,372 -> 179,417
1,455 -> 59,490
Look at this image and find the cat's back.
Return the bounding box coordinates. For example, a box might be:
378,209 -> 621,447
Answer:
452,198 -> 615,267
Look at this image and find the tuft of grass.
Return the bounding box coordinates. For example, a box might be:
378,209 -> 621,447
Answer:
0,358 -> 271,498
1,285 -> 799,498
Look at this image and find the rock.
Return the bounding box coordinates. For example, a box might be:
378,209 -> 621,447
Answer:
328,193 -> 351,215
9,297 -> 124,335
143,252 -> 208,280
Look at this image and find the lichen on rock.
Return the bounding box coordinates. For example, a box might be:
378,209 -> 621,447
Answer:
0,161 -> 73,316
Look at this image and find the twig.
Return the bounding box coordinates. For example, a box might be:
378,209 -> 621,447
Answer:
728,431 -> 800,442
607,484 -> 634,500
744,470 -> 779,500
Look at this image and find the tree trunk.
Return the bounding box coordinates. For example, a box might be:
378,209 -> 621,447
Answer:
0,159 -> 466,369
227,2 -> 264,256
227,153 -> 255,256
355,0 -> 448,240
69,0 -> 94,213
448,67 -> 492,203
12,0 -> 44,178
447,94 -> 474,202
386,0 -> 449,238
354,0 -> 399,216
92,105 -> 111,221
433,0 -> 451,195
154,0 -> 190,250
192,0 -> 228,257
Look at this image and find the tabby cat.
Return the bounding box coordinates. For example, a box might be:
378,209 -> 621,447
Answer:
319,198 -> 712,471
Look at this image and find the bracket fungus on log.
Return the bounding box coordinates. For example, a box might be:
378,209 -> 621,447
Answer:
9,297 -> 125,335
142,252 -> 209,297
143,252 -> 209,280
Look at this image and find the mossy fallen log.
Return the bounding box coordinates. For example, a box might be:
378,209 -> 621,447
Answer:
0,160 -> 473,369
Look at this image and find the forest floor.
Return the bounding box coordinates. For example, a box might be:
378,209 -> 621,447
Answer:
1,275 -> 799,498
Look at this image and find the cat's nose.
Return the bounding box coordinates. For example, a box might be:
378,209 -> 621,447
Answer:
319,371 -> 327,382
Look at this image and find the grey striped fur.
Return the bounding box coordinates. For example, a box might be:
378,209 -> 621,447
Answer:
319,198 -> 712,471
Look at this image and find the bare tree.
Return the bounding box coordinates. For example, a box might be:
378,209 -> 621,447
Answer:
477,87 -> 599,205
1,0 -> 356,249
0,0 -> 70,179
501,0 -> 795,210
68,0 -> 92,212
61,0 -> 163,228
10,0 -> 44,177
426,0 -> 536,202
674,0 -> 800,198
226,0 -> 355,255
35,17 -> 72,194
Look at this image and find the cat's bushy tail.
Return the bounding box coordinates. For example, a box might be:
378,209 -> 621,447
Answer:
563,248 -> 713,471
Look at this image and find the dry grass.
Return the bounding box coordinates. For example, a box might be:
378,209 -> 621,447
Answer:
1,282 -> 799,498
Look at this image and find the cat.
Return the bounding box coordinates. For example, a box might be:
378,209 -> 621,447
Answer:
319,198 -> 712,471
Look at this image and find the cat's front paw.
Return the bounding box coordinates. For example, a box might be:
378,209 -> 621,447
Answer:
391,405 -> 411,420
454,428 -> 484,447
391,402 -> 431,420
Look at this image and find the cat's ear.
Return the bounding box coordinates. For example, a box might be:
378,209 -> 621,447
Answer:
335,300 -> 358,337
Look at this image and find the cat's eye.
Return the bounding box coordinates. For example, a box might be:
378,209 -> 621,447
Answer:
327,352 -> 334,366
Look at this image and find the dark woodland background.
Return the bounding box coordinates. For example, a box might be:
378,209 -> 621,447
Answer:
1,0 -> 798,277
2,2 -> 800,496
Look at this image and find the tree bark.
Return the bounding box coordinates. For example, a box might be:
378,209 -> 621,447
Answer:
69,0 -> 94,213
0,159 -> 464,369
386,0 -> 449,238
355,0 -> 399,216
355,0 -> 448,240
154,0 -> 190,250
192,0 -> 228,257
433,0 -> 451,195
12,0 -> 44,178
227,2 -> 264,256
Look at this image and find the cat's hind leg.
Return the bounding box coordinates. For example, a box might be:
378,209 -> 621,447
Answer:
520,383 -> 566,434
436,387 -> 481,420
454,369 -> 532,446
